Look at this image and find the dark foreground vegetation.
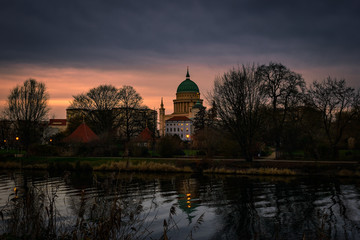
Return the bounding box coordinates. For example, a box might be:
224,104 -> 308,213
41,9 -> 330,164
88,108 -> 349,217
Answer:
0,174 -> 203,240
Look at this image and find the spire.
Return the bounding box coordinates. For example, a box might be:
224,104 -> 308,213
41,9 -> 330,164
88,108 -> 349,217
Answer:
160,97 -> 164,108
186,66 -> 190,79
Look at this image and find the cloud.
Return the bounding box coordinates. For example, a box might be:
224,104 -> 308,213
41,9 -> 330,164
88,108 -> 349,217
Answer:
1,0 -> 359,69
1,0 -> 360,117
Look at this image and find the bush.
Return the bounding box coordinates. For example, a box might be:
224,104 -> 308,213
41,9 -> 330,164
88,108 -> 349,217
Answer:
27,144 -> 58,156
156,135 -> 184,158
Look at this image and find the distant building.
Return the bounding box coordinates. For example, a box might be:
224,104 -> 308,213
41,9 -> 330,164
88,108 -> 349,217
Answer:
49,119 -> 67,132
165,116 -> 193,141
159,67 -> 204,140
66,107 -> 157,140
64,122 -> 99,143
43,119 -> 67,141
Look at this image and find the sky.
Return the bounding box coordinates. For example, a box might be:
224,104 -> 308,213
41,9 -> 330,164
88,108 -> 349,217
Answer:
1,0 -> 360,118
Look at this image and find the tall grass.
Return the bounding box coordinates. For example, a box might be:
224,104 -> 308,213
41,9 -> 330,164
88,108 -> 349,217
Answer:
203,167 -> 297,176
0,180 -> 153,239
94,161 -> 193,173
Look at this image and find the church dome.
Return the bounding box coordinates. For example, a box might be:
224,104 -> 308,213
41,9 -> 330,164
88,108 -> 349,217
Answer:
176,68 -> 200,93
177,79 -> 199,93
192,100 -> 203,109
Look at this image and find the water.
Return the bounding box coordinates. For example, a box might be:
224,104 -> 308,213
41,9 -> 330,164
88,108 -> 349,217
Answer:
1,170 -> 360,239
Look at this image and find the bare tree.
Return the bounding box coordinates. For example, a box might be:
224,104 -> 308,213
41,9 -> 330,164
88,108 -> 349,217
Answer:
210,65 -> 266,161
307,77 -> 360,159
256,62 -> 305,158
118,85 -> 143,142
6,79 -> 49,149
70,85 -> 122,134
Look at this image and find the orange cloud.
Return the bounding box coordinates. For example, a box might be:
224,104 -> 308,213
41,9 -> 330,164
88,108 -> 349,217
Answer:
0,63 -> 227,119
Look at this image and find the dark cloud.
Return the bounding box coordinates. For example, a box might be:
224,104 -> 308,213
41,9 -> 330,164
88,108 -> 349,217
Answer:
1,0 -> 360,70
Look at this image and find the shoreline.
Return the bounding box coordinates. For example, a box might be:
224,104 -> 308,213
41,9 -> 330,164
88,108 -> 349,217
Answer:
0,156 -> 359,177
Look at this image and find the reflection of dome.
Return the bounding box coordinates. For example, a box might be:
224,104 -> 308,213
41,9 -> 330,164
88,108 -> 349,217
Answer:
176,68 -> 200,93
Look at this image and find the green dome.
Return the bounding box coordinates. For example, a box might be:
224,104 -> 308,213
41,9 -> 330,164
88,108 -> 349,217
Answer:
192,100 -> 203,109
177,79 -> 200,93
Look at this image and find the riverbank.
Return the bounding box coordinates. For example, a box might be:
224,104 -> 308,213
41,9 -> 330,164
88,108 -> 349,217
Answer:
0,156 -> 359,177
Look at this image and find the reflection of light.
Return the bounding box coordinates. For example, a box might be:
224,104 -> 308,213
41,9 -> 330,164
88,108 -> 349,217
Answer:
187,201 -> 190,204
186,193 -> 191,197
187,205 -> 191,208
14,187 -> 17,192
187,197 -> 191,200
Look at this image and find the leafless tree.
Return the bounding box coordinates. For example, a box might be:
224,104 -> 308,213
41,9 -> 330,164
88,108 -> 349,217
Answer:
70,85 -> 122,134
5,79 -> 49,149
307,77 -> 360,159
256,62 -> 305,158
210,65 -> 266,161
118,85 -> 143,142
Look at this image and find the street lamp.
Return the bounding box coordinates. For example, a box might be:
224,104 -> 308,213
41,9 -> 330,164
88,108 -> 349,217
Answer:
15,137 -> 20,155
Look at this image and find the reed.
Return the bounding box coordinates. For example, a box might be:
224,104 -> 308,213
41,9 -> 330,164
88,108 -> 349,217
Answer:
204,167 -> 297,176
0,179 -> 156,239
94,161 -> 193,173
0,162 -> 21,169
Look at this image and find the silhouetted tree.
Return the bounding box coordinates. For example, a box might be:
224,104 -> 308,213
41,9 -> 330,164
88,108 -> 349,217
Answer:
193,106 -> 207,133
307,77 -> 360,159
70,85 -> 122,134
210,65 -> 266,161
118,85 -> 143,142
256,62 -> 305,159
5,79 -> 49,149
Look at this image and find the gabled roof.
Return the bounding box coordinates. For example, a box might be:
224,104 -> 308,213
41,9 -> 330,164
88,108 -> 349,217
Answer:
64,123 -> 99,143
136,127 -> 153,142
166,116 -> 192,122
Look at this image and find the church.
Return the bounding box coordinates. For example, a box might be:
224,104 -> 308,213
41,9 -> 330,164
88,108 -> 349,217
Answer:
159,68 -> 204,141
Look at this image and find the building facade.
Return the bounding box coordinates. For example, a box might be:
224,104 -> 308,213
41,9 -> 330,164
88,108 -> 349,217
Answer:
165,116 -> 193,141
159,68 -> 204,140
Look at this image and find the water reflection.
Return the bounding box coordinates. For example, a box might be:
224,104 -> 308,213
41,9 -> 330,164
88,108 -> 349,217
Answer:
1,171 -> 360,239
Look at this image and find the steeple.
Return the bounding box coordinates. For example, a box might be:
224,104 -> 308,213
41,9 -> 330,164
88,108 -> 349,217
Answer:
159,97 -> 165,137
186,66 -> 190,79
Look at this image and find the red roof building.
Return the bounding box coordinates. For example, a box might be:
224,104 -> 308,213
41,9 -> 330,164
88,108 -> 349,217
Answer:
64,123 -> 99,143
135,127 -> 154,148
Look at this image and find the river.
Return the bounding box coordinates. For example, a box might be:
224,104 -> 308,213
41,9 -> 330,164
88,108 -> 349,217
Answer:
0,170 -> 360,239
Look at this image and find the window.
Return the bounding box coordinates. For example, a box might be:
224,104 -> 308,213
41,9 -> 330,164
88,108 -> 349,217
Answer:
186,128 -> 188,131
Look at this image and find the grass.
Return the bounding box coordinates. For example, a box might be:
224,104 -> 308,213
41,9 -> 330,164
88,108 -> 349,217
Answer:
1,155 -> 360,177
94,161 -> 193,173
336,169 -> 360,177
203,167 -> 297,176
0,180 -> 156,239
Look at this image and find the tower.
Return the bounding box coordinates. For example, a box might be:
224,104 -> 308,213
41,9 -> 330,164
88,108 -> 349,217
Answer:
159,97 -> 165,136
